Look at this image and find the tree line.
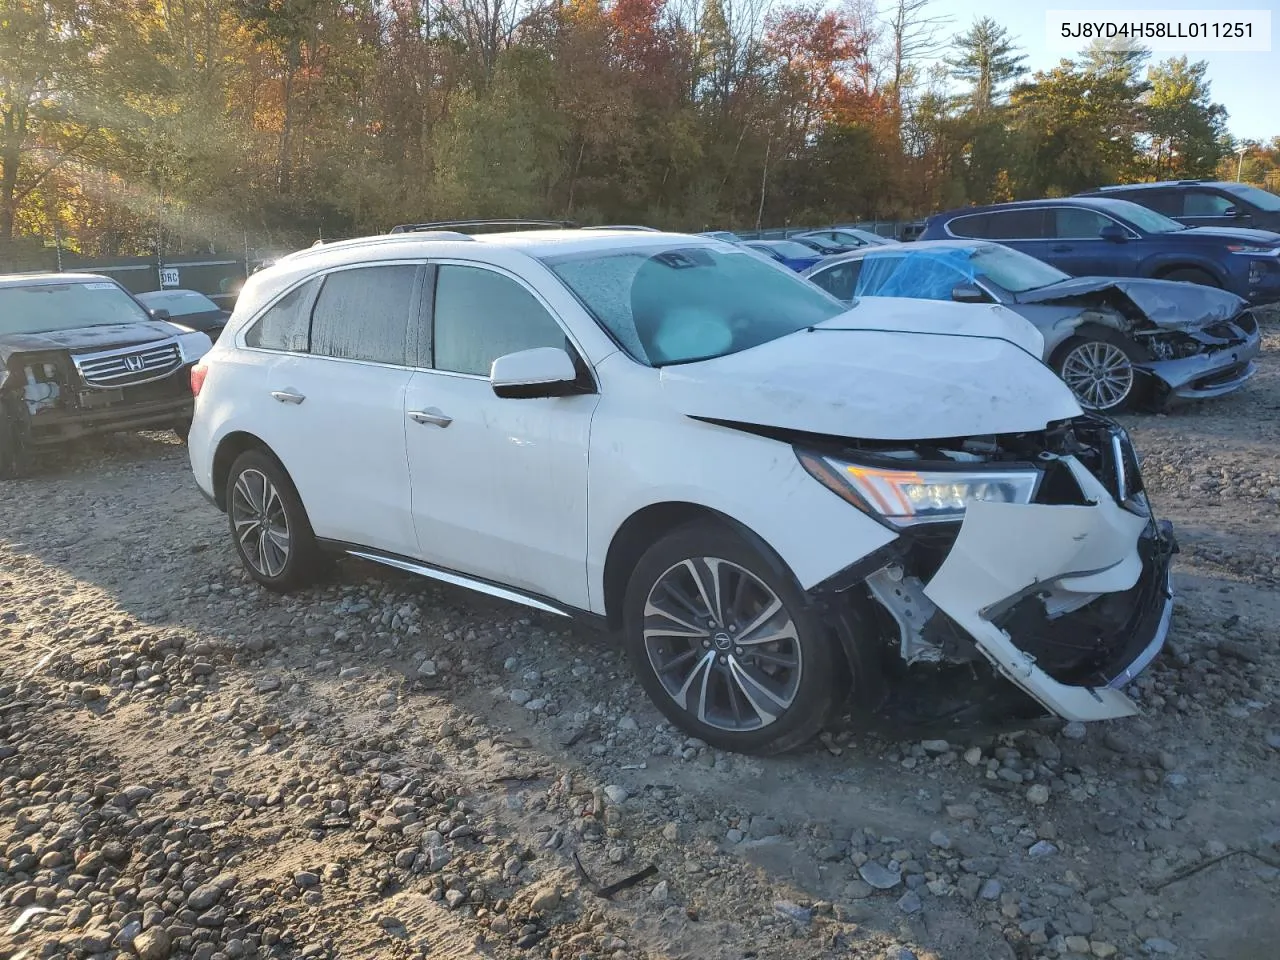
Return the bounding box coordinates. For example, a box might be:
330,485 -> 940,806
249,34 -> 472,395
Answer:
0,0 -> 1268,257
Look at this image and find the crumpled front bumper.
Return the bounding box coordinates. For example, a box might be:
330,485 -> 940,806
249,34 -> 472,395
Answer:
921,457 -> 1175,722
1142,311 -> 1262,401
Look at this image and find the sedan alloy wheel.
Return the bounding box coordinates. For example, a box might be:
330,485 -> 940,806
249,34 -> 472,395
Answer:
1059,339 -> 1136,411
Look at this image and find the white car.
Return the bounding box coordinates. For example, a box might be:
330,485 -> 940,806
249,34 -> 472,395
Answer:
187,226 -> 1175,754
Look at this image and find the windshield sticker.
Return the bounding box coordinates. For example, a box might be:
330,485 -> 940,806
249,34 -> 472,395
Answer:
83,282 -> 117,290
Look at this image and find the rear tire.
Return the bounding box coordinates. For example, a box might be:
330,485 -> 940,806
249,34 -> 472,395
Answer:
0,415 -> 25,480
1052,331 -> 1149,413
225,449 -> 322,592
622,520 -> 842,755
1160,267 -> 1219,287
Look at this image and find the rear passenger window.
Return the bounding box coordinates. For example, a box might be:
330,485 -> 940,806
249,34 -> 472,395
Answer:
985,209 -> 1049,239
1053,207 -> 1114,239
1136,190 -> 1182,216
310,265 -> 418,365
244,278 -> 319,352
432,265 -> 568,376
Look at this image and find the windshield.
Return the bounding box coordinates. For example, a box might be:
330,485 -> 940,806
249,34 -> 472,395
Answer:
969,244 -> 1070,292
1107,199 -> 1187,233
1223,183 -> 1280,212
544,244 -> 845,366
140,289 -> 221,315
0,280 -> 151,336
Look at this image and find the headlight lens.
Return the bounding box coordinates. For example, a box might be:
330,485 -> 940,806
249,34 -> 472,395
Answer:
1227,244 -> 1278,255
796,451 -> 1041,527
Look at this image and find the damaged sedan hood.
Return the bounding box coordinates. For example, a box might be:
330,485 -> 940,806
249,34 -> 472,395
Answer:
660,298 -> 1083,441
1013,277 -> 1245,328
0,320 -> 193,363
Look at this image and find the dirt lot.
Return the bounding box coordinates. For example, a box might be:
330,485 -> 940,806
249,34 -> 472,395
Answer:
3,316 -> 1279,960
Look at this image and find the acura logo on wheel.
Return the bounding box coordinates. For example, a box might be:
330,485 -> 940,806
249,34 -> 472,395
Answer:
124,355 -> 144,372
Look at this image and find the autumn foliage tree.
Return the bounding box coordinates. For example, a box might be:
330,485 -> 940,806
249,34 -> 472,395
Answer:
0,0 -> 1266,258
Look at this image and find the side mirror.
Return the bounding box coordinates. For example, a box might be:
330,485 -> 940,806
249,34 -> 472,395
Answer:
1099,223 -> 1128,243
1226,205 -> 1248,219
150,307 -> 172,320
951,283 -> 988,304
490,346 -> 580,399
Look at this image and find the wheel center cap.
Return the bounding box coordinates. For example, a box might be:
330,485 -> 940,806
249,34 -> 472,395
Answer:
712,632 -> 733,651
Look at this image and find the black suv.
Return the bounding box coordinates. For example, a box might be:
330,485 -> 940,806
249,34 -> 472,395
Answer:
1,273 -> 212,478
1078,180 -> 1280,232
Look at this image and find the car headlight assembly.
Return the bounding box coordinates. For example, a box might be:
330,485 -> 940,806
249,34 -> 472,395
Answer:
796,450 -> 1041,527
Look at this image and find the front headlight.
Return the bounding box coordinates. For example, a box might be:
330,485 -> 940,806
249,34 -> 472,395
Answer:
1227,244 -> 1279,255
796,450 -> 1041,527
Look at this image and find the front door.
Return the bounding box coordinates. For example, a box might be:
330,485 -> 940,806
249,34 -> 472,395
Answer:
404,262 -> 600,609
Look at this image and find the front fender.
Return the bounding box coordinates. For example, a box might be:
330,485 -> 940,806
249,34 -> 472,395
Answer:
585,411 -> 898,616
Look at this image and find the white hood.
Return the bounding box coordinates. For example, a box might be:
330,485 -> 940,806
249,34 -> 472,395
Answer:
660,298 -> 1083,440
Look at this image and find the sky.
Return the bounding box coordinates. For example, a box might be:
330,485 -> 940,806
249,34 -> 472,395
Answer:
917,0 -> 1280,142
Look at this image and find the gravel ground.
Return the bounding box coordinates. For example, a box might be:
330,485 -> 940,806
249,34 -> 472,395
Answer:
3,313 -> 1279,960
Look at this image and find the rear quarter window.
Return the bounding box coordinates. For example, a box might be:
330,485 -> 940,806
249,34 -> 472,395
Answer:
244,278 -> 320,352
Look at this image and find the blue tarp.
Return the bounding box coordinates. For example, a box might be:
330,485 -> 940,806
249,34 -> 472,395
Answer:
854,248 -> 978,300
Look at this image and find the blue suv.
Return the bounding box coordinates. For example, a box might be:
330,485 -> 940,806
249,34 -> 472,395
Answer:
919,196 -> 1280,304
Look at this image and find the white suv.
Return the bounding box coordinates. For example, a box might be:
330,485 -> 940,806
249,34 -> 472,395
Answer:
188,225 -> 1175,754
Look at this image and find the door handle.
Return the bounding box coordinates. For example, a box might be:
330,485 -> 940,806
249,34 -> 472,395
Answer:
271,390 -> 305,404
408,408 -> 453,428
1051,245 -> 1072,253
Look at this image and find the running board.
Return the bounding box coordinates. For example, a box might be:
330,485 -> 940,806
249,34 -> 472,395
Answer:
345,550 -> 571,617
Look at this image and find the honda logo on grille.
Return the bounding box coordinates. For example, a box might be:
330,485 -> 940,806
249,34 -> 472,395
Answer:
124,355 -> 145,372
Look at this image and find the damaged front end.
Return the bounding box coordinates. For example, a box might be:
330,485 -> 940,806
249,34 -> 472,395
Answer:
1020,279 -> 1261,404
801,414 -> 1176,724
1,339 -> 199,473
1132,309 -> 1261,401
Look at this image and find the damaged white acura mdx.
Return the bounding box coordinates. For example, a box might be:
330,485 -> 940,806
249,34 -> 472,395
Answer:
187,224 -> 1176,754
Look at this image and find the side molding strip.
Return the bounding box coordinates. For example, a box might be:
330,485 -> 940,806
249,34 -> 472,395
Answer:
345,550 -> 571,617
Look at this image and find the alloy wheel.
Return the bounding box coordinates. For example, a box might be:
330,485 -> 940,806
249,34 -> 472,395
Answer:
642,557 -> 803,732
230,468 -> 291,578
1060,340 -> 1135,410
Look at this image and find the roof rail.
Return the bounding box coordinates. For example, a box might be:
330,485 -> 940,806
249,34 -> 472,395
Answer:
1176,178 -> 1207,184
388,219 -> 578,234
581,224 -> 661,232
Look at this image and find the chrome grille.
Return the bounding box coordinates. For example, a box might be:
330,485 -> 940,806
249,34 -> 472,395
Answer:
73,339 -> 184,388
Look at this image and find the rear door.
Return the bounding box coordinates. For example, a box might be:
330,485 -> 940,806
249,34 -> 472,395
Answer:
972,209 -> 1057,267
243,262 -> 423,556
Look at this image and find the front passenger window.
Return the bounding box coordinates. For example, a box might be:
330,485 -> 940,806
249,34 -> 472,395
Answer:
1184,191 -> 1236,216
810,262 -> 861,301
1053,208 -> 1113,239
433,265 -> 569,376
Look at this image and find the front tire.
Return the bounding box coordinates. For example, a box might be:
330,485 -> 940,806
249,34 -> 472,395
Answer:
1160,267 -> 1219,287
622,521 -> 840,755
225,449 -> 321,592
1052,332 -> 1148,412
